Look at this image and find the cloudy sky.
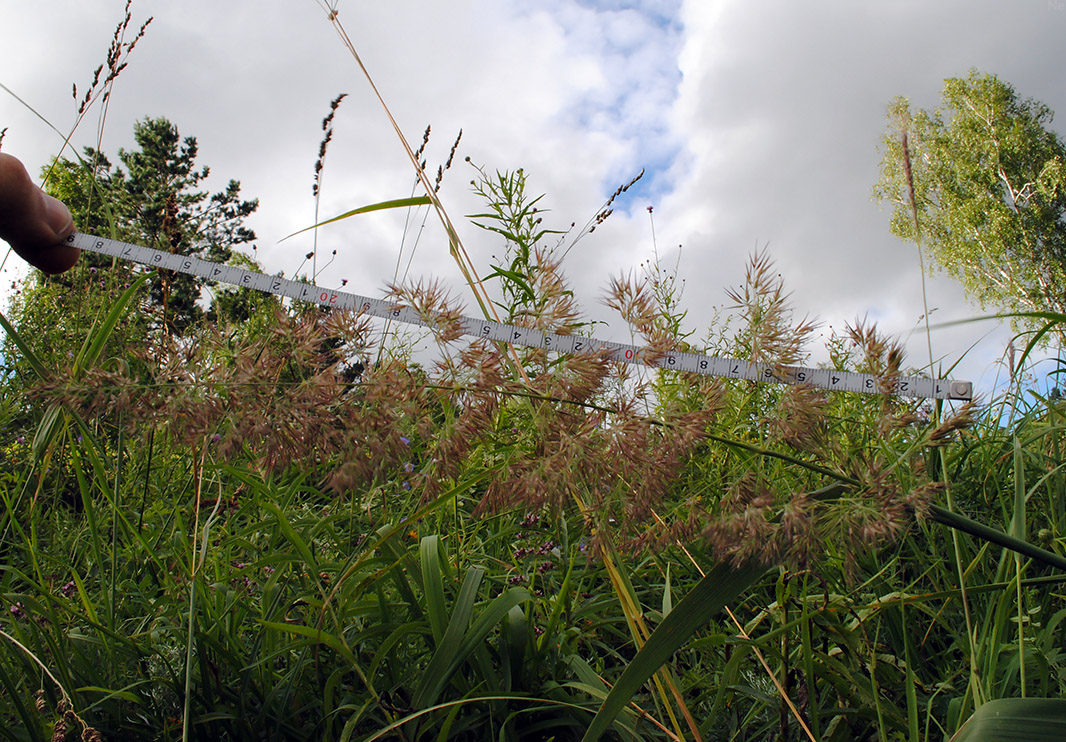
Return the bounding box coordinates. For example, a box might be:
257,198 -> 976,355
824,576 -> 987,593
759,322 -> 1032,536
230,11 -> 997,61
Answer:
3,0 -> 1066,398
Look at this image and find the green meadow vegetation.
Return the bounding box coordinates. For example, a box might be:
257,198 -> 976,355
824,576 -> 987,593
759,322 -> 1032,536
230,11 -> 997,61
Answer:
3,5 -> 1066,741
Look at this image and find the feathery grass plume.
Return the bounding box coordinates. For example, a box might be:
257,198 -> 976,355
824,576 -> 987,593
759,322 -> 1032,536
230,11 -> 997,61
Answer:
926,398 -> 978,445
385,279 -> 465,344
767,384 -> 830,454
530,343 -> 614,404
842,317 -> 923,434
605,272 -> 680,365
322,303 -> 376,373
631,250 -> 957,572
846,318 -> 905,383
727,249 -> 817,368
324,359 -> 435,498
421,345 -> 509,502
513,246 -> 582,335
701,473 -> 780,565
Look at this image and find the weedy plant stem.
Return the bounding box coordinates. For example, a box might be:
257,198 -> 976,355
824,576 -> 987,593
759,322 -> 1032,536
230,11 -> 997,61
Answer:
902,126 -> 982,714
1013,436 -> 1028,698
0,628 -> 74,715
183,445 -> 223,742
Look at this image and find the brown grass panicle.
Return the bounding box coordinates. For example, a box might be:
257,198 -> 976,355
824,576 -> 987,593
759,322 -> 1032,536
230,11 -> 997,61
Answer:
693,464 -> 947,574
72,0 -> 153,117
642,254 -> 968,572
700,473 -> 785,566
727,249 -> 818,370
605,271 -> 683,368
385,278 -> 466,344
156,308 -> 354,471
476,394 -> 720,554
766,383 -> 831,455
312,93 -> 348,198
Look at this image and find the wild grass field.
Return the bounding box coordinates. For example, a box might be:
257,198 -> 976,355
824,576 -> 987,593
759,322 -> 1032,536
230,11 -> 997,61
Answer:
3,4 -> 1066,741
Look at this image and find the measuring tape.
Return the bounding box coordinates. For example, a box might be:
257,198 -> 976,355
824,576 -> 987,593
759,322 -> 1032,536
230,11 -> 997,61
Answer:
65,232 -> 973,401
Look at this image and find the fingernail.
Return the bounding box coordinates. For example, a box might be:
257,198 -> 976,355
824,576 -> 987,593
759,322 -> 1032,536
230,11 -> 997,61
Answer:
42,193 -> 75,237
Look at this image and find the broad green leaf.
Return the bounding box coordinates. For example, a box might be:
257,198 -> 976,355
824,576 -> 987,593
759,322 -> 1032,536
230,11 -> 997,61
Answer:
580,561 -> 766,742
501,604 -> 526,690
484,264 -> 536,305
950,698 -> 1066,741
412,564 -> 488,708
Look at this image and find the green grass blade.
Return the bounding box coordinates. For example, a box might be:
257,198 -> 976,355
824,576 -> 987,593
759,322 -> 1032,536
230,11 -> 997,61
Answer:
580,561 -> 766,742
411,564 -> 485,708
0,307 -> 50,380
279,196 -> 432,242
420,535 -> 448,645
928,504 -> 1066,571
262,501 -> 318,570
75,271 -> 150,372
902,601 -> 920,742
258,620 -> 360,666
0,650 -> 47,742
502,604 -> 526,690
31,402 -> 65,461
412,585 -> 531,710
799,576 -> 821,741
1012,436 -> 1026,542
442,567 -> 485,649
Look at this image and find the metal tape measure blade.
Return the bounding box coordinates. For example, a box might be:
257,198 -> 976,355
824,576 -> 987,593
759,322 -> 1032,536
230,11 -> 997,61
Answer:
65,232 -> 973,400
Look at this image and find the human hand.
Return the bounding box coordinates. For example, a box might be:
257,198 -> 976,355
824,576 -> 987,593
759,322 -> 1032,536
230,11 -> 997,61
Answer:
0,152 -> 79,274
